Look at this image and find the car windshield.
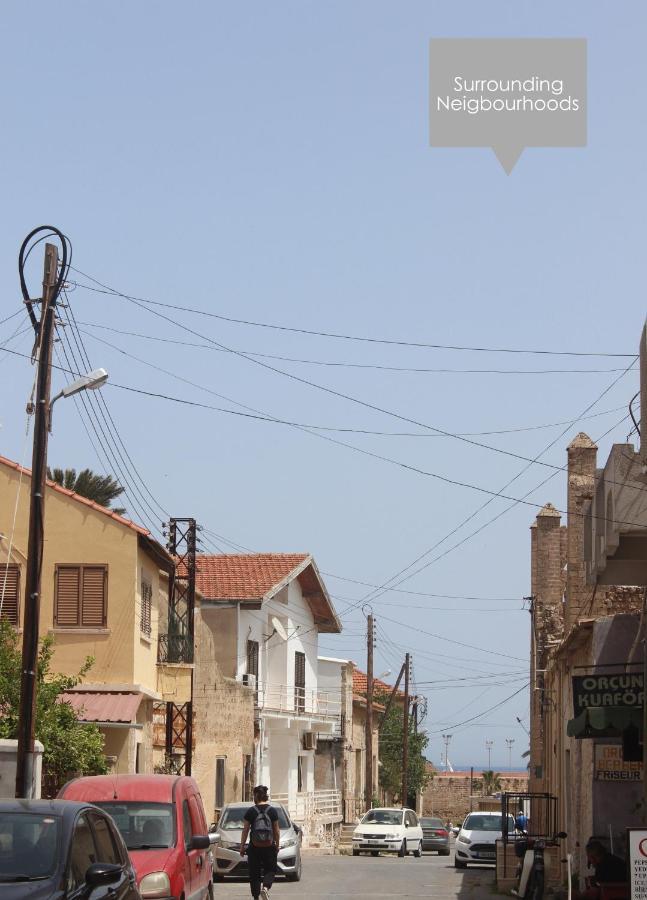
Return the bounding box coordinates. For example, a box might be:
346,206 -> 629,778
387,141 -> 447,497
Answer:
421,818 -> 444,828
361,810 -> 403,826
94,802 -> 175,850
0,812 -> 60,880
463,814 -> 515,832
220,806 -> 290,830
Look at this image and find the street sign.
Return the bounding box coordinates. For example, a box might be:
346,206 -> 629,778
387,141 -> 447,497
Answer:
629,829 -> 647,900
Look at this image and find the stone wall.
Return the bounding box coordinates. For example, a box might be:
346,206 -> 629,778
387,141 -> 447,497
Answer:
421,772 -> 529,823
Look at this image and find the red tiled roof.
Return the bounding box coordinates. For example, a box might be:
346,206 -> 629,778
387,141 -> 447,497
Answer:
196,553 -> 310,600
352,665 -> 404,702
60,691 -> 142,724
0,455 -> 149,536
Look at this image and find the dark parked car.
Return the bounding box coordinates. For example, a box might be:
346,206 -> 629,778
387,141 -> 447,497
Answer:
0,799 -> 140,899
420,817 -> 450,854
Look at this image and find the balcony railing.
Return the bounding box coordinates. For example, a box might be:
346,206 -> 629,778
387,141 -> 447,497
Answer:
272,789 -> 342,824
256,682 -> 340,720
157,633 -> 194,664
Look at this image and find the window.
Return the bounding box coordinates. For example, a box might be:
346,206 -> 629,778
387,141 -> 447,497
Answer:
140,578 -> 152,636
54,565 -> 107,628
294,651 -> 306,713
215,758 -> 225,809
246,639 -> 259,677
182,800 -> 193,851
67,815 -> 97,891
89,814 -> 120,864
297,755 -> 303,793
0,565 -> 19,626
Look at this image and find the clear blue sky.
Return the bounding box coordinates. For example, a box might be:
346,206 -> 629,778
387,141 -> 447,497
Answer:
1,1 -> 645,769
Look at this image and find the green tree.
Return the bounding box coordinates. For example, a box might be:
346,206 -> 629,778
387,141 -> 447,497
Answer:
377,692 -> 431,804
0,619 -> 107,793
480,770 -> 502,795
47,467 -> 126,516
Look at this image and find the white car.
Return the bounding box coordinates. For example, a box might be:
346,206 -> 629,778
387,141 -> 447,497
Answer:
454,811 -> 516,868
352,807 -> 423,857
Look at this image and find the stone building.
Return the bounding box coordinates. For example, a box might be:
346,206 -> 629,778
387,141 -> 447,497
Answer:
527,332 -> 647,889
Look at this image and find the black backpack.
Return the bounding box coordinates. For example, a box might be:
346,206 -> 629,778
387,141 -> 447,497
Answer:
250,805 -> 274,847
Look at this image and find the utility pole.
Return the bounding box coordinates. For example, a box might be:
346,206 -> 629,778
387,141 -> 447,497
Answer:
15,243 -> 58,799
364,613 -> 375,809
402,652 -> 410,807
486,739 -> 494,770
442,733 -> 453,771
506,737 -> 515,770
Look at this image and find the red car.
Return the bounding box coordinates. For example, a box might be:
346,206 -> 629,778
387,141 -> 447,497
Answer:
59,774 -> 213,900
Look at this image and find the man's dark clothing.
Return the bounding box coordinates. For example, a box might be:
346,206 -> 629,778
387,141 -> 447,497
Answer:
593,853 -> 626,885
244,804 -> 279,898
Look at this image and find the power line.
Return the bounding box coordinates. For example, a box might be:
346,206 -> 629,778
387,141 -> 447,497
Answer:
427,684 -> 529,734
69,270 -> 634,358
76,319 -> 636,375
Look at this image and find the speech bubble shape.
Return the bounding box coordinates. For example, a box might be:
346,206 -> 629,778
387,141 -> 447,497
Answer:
429,38 -> 587,173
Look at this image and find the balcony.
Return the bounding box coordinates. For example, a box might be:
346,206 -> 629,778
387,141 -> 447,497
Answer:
157,633 -> 194,664
256,682 -> 341,724
271,789 -> 342,826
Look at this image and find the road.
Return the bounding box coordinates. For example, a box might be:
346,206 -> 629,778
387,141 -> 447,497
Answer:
214,851 -> 498,900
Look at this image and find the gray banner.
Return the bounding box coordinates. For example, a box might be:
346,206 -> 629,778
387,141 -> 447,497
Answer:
429,38 -> 587,173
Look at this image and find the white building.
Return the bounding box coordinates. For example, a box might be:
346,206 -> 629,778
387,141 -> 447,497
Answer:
195,553 -> 342,829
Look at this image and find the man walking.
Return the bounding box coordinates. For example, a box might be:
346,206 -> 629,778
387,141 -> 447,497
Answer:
240,785 -> 280,900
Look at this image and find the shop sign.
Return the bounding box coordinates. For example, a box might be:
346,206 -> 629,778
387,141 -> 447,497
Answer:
572,673 -> 643,716
628,829 -> 647,900
594,744 -> 642,782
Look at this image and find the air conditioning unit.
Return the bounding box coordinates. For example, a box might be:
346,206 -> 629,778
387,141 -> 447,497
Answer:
242,673 -> 257,690
302,731 -> 317,751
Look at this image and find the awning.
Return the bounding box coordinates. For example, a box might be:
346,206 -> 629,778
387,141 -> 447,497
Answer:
567,706 -> 643,738
60,691 -> 143,725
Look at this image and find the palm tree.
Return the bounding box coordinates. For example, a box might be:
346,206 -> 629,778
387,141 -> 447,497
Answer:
47,467 -> 126,516
480,770 -> 502,795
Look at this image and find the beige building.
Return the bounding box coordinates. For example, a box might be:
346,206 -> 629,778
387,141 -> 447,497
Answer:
0,454 -> 182,779
422,768 -> 529,822
528,413 -> 647,881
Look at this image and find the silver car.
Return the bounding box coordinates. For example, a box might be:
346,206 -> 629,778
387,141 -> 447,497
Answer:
211,801 -> 302,882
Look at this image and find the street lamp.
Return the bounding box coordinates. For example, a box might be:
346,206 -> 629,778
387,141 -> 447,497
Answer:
506,737 -> 516,770
49,368 -> 109,431
15,237 -> 109,799
486,739 -> 494,770
442,734 -> 453,771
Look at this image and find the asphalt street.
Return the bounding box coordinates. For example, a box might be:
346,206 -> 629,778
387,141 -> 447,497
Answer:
214,851 -> 498,900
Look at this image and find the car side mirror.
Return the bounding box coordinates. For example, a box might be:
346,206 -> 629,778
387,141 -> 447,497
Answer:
190,835 -> 211,851
209,823 -> 218,833
557,831 -> 568,840
405,822 -> 410,828
85,863 -> 122,889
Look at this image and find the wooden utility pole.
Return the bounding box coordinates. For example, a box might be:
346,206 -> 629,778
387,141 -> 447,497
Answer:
364,613 -> 374,809
402,652 -> 410,807
15,243 -> 59,798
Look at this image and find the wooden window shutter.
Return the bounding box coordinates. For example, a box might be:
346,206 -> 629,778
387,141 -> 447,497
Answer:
0,565 -> 20,626
55,567 -> 81,626
81,567 -> 107,627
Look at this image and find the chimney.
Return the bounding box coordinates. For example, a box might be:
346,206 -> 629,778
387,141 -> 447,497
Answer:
566,433 -> 597,631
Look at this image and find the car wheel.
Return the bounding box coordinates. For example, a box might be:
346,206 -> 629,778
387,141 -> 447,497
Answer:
414,841 -> 422,858
398,841 -> 406,858
352,849 -> 359,857
454,857 -> 467,869
214,874 -> 224,882
441,849 -> 451,856
285,857 -> 302,882
370,851 -> 379,857
207,883 -> 214,900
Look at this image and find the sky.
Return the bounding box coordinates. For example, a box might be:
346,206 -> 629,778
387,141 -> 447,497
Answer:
1,1 -> 645,769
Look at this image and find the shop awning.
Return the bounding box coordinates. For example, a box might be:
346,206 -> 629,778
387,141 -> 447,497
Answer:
60,691 -> 142,725
567,706 -> 643,738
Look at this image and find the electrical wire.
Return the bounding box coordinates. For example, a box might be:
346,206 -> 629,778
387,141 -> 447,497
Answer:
69,270 -> 634,358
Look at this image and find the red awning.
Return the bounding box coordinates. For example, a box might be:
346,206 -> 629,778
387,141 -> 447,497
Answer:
61,691 -> 143,724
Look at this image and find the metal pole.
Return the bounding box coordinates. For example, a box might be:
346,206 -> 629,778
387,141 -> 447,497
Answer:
378,662 -> 405,732
402,652 -> 410,806
15,243 -> 58,799
365,614 -> 374,809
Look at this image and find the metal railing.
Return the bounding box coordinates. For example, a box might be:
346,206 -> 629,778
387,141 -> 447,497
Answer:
157,632 -> 194,664
272,789 -> 342,824
256,682 -> 340,719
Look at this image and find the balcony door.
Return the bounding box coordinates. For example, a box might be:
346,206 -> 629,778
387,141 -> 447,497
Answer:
294,651 -> 306,713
